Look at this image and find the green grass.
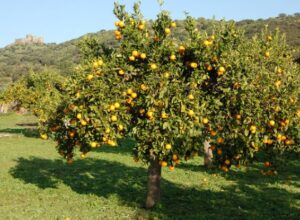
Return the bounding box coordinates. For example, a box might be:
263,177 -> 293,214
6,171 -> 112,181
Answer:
0,113 -> 299,220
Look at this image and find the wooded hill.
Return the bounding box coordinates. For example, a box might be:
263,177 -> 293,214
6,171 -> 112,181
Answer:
0,13 -> 299,90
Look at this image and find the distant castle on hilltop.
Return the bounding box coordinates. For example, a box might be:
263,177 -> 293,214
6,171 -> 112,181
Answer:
13,34 -> 44,45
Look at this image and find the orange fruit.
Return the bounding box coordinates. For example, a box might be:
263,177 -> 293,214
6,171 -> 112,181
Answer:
202,118 -> 209,124
165,144 -> 172,150
269,120 -> 275,127
129,56 -> 135,61
217,66 -> 226,76
86,74 -> 94,80
190,62 -> 198,69
118,69 -> 125,75
111,115 -> 117,122
140,53 -> 146,59
178,45 -> 185,54
264,161 -> 271,167
217,137 -> 224,144
132,50 -> 139,57
161,161 -> 168,167
164,28 -> 171,35
169,166 -> 175,171
172,154 -> 178,161
187,94 -> 194,100
169,54 -> 176,61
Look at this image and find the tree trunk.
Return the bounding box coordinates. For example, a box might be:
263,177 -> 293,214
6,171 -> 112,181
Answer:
145,158 -> 162,209
204,140 -> 213,168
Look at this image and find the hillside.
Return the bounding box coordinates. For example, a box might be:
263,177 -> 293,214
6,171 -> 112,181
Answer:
0,13 -> 299,90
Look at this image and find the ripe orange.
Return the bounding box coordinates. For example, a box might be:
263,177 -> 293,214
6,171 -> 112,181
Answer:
68,131 -> 76,138
250,125 -> 257,134
217,149 -> 222,155
169,54 -> 176,61
118,124 -> 124,131
172,154 -> 178,161
202,118 -> 209,124
107,140 -> 117,147
169,166 -> 175,171
115,35 -> 122,40
206,64 -> 213,71
132,50 -> 139,57
178,45 -> 185,54
86,74 -> 94,80
187,110 -> 194,117
217,137 -> 224,144
187,94 -> 194,100
217,66 -> 226,76
164,28 -> 171,35
165,144 -> 172,150
161,112 -> 168,119
40,133 -> 48,140
210,130 -> 217,136
265,51 -> 270,58
131,92 -> 138,99
140,53 -> 146,59
203,40 -> 211,47
118,21 -> 125,28
190,62 -> 198,69
109,105 -> 116,111
129,56 -> 135,61
90,142 -> 98,148
264,161 -> 271,167
221,166 -> 229,172
274,80 -> 281,87
127,88 -> 133,95
235,114 -> 241,120
111,115 -> 117,122
138,24 -> 145,30
140,84 -> 147,91
118,69 -> 125,75
224,159 -> 231,165
163,72 -> 170,79
161,161 -> 168,167
114,102 -> 120,108
150,63 -> 157,70
146,111 -> 154,118
269,120 -> 275,127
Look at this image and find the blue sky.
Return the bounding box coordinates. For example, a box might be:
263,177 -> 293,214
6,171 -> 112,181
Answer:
0,0 -> 299,48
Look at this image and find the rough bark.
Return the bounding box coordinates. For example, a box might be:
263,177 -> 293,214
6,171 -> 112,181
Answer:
145,158 -> 162,209
204,140 -> 213,168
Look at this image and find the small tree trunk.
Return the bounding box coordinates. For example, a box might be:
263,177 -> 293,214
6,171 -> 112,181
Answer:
204,140 -> 213,168
145,158 -> 162,209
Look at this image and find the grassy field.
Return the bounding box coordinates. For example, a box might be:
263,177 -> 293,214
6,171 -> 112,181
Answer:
0,113 -> 299,220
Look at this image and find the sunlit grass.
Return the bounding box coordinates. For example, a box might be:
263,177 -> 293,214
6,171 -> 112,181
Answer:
0,113 -> 299,219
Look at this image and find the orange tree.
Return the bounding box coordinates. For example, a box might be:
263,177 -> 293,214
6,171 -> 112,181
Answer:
43,3 -> 300,209
1,70 -> 66,127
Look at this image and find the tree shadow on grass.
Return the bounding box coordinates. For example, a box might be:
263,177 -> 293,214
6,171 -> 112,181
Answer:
10,157 -> 300,219
0,128 -> 39,138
